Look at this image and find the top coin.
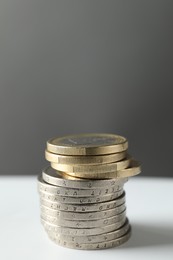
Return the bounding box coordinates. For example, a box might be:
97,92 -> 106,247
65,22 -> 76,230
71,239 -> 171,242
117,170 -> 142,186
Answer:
47,133 -> 128,155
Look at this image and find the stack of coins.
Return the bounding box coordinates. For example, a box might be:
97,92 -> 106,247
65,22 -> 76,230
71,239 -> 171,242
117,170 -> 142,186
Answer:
38,133 -> 141,249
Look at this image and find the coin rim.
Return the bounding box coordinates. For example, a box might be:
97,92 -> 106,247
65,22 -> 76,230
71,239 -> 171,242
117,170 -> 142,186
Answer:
47,133 -> 128,155
42,166 -> 128,189
39,192 -> 126,212
47,226 -> 131,249
50,156 -> 131,174
59,160 -> 141,179
45,219 -> 130,243
45,150 -> 127,165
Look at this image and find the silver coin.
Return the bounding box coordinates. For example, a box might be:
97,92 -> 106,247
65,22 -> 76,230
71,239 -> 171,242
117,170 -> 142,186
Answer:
40,203 -> 126,220
40,191 -> 125,212
41,217 -> 127,236
40,210 -> 126,228
47,227 -> 131,249
45,219 -> 130,243
42,166 -> 128,189
39,189 -> 124,204
38,175 -> 123,197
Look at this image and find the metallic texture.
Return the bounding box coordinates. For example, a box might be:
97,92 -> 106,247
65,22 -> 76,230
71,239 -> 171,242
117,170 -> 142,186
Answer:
47,133 -> 128,155
38,133 -> 141,249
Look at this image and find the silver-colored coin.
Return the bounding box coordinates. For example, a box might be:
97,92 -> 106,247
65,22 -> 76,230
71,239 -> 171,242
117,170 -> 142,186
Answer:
41,217 -> 127,236
39,189 -> 124,204
38,175 -> 123,197
45,219 -> 129,243
47,227 -> 131,249
40,203 -> 126,220
40,191 -> 125,212
40,210 -> 126,228
42,166 -> 128,189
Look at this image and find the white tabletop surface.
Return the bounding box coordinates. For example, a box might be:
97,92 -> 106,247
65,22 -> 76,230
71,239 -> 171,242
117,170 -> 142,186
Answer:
0,176 -> 173,260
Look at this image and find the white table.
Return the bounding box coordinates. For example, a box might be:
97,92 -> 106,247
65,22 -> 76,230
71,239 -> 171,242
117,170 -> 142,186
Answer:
0,176 -> 173,260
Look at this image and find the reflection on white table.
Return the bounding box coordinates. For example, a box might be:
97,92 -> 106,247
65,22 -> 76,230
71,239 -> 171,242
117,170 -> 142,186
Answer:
0,176 -> 173,260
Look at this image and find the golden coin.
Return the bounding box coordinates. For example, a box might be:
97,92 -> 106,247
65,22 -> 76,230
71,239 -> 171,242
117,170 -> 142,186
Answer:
50,156 -> 131,174
45,150 -> 127,165
116,160 -> 141,178
61,160 -> 141,179
47,133 -> 128,155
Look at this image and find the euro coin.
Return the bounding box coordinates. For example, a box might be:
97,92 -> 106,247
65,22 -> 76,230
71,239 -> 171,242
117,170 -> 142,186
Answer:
47,226 -> 131,249
42,166 -> 128,189
45,149 -> 127,165
50,156 -> 131,174
47,133 -> 128,155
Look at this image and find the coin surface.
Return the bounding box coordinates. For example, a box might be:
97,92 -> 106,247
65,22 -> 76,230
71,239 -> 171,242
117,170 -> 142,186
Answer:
50,156 -> 131,174
42,166 -> 128,189
47,226 -> 131,249
47,133 -> 128,155
45,150 -> 127,165
40,192 -> 125,212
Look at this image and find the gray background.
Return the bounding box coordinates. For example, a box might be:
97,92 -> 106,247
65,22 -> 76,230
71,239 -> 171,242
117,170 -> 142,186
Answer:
0,0 -> 172,176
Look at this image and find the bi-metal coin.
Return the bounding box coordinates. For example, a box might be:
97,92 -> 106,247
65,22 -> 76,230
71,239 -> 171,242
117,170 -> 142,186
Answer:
50,156 -> 131,174
47,133 -> 128,155
45,149 -> 127,165
56,160 -> 141,179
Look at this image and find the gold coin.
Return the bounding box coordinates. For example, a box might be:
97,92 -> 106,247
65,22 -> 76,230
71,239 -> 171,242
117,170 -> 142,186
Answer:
50,156 -> 131,174
47,133 -> 128,155
116,160 -> 141,178
61,160 -> 141,179
45,150 -> 127,165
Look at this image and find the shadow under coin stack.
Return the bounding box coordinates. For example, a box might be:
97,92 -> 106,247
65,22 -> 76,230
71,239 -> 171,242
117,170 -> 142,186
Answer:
38,133 -> 141,250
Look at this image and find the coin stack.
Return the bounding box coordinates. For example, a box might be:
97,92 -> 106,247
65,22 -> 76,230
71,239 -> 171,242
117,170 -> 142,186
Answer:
38,133 -> 141,250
